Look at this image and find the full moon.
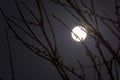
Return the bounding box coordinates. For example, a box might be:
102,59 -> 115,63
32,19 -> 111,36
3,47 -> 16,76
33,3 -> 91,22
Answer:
71,26 -> 87,42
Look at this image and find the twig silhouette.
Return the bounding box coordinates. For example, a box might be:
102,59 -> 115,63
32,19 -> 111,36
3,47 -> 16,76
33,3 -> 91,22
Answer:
5,29 -> 15,80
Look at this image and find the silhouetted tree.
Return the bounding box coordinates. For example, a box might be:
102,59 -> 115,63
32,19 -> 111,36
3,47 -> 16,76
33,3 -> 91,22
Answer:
0,0 -> 120,80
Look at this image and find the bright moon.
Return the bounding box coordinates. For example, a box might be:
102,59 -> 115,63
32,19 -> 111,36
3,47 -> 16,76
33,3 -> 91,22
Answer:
71,26 -> 87,42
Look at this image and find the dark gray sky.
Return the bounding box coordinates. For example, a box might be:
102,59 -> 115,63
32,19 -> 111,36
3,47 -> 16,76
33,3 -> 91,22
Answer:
0,0 -> 119,80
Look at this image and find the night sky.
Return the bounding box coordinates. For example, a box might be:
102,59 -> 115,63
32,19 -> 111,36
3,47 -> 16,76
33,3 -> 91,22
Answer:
0,0 -> 119,80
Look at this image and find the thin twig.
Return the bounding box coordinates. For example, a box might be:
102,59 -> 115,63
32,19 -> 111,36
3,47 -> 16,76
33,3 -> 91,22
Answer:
5,29 -> 15,80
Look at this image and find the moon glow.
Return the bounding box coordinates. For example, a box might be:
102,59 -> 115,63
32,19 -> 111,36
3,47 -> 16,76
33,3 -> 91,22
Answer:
71,26 -> 87,42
